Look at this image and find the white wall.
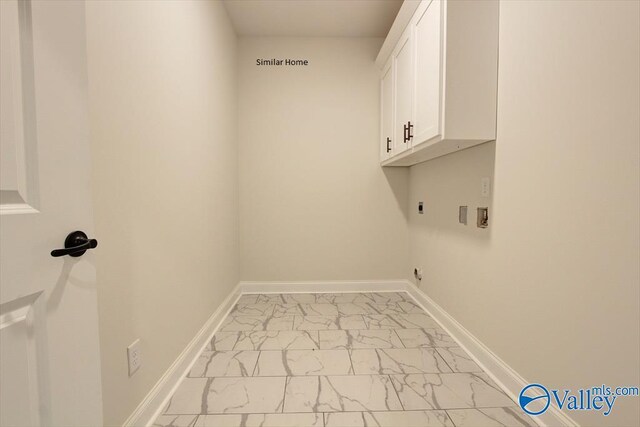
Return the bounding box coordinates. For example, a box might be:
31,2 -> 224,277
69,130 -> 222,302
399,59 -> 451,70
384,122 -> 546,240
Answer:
409,1 -> 639,425
238,38 -> 410,282
85,2 -> 239,425
82,2 -> 638,425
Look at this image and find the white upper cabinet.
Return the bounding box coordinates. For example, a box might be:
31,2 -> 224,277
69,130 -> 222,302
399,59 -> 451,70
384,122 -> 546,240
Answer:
413,0 -> 441,145
377,0 -> 499,167
380,58 -> 394,161
393,28 -> 414,156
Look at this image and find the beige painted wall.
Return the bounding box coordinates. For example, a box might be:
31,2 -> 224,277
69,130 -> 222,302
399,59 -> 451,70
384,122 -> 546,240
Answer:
238,38 -> 410,281
409,1 -> 639,425
85,2 -> 239,425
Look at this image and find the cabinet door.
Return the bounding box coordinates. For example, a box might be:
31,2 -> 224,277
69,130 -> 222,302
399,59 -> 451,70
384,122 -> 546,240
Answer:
413,0 -> 442,144
380,59 -> 394,160
393,28 -> 414,155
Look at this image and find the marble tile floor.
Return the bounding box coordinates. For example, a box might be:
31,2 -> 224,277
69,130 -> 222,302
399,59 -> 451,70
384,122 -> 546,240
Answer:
152,292 -> 536,427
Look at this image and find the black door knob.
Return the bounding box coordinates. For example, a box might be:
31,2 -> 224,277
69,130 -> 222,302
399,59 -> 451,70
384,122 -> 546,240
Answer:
51,231 -> 98,258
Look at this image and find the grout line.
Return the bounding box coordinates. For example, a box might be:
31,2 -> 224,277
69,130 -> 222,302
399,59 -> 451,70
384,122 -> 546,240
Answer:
161,407 -> 527,417
186,372 -> 484,379
241,291 -> 408,295
219,326 -> 440,333
161,408 -> 522,416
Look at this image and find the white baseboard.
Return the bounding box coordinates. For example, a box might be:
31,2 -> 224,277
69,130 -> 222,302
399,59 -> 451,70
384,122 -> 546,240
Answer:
123,283 -> 242,427
125,279 -> 576,427
239,279 -> 409,294
403,280 -> 578,427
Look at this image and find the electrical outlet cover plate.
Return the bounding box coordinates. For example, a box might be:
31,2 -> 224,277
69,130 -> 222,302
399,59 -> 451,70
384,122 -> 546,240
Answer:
459,206 -> 468,224
127,339 -> 141,376
481,177 -> 491,197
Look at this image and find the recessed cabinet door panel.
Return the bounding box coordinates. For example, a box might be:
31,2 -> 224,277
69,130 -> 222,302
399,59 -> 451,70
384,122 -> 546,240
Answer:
380,60 -> 394,160
393,30 -> 413,155
413,0 -> 442,145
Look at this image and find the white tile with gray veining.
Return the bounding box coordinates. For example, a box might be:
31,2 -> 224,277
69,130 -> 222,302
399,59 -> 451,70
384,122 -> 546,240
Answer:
362,314 -> 406,329
284,375 -> 403,412
253,294 -> 289,304
256,293 -> 317,304
390,372 -> 515,410
163,378 -> 211,414
193,413 -> 323,426
397,300 -> 425,313
271,303 -> 305,317
446,407 -> 536,426
370,303 -> 409,315
293,315 -> 366,330
154,292 -> 536,427
230,303 -> 275,317
395,328 -> 458,348
369,292 -> 409,303
220,315 -> 294,331
350,348 -> 452,375
298,303 -> 339,316
315,293 -> 360,303
436,346 -> 483,372
164,377 -> 286,414
388,313 -> 440,329
188,351 -> 259,377
233,330 -> 319,350
283,294 -> 319,304
335,302 -> 377,315
319,329 -> 405,349
255,350 -> 353,376
336,302 -> 406,316
206,332 -> 240,351
324,410 -> 454,427
152,414 -> 198,427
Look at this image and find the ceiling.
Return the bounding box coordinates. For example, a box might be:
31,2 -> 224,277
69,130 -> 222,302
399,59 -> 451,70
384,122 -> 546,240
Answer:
223,0 -> 404,37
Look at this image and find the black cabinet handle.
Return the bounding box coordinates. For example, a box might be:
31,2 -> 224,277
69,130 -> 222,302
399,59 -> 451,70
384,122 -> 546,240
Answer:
51,230 -> 98,258
403,124 -> 408,143
386,137 -> 391,153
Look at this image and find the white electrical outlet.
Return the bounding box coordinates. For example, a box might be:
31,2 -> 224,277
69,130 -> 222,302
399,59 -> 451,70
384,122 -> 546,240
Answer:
127,339 -> 142,376
481,177 -> 491,197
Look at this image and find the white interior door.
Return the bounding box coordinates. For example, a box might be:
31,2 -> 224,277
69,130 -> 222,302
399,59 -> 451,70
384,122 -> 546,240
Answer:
0,1 -> 103,425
